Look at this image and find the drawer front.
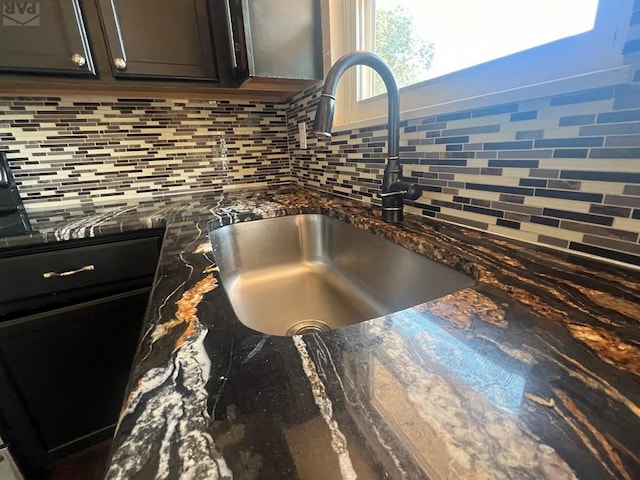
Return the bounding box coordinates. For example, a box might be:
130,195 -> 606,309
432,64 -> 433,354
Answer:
0,237 -> 160,305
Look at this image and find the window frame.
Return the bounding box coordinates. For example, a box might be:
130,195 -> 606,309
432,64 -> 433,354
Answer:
328,0 -> 634,129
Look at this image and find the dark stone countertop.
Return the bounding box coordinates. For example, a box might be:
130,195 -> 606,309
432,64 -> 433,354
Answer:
2,185 -> 639,480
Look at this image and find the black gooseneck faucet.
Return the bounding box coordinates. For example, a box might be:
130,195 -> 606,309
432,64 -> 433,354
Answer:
313,51 -> 421,223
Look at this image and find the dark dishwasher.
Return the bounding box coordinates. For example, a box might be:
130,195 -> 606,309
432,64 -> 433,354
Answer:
0,229 -> 164,479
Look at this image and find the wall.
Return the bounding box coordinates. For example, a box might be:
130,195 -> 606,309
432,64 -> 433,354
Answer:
287,4 -> 640,268
0,97 -> 290,206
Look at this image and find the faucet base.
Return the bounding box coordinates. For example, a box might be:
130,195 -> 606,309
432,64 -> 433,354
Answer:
382,208 -> 403,223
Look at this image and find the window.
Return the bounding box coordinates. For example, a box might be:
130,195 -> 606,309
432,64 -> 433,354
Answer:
328,0 -> 633,127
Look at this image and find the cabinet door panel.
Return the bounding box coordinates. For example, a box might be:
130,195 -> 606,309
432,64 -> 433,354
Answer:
97,0 -> 218,80
0,0 -> 94,75
239,0 -> 322,80
0,289 -> 150,455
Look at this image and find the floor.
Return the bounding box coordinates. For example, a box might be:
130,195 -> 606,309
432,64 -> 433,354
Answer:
51,440 -> 112,480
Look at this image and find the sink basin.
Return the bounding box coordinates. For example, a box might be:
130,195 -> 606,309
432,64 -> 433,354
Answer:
209,214 -> 475,336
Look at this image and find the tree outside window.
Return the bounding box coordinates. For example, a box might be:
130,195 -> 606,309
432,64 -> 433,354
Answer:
373,4 -> 435,96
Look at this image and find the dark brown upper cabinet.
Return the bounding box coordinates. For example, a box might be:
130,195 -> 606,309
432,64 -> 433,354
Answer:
231,0 -> 323,82
0,0 -> 321,98
0,0 -> 95,75
95,0 -> 218,80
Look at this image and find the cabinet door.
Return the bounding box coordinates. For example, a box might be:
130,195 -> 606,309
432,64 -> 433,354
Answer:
0,289 -> 150,456
0,0 -> 94,75
239,0 -> 322,80
96,0 -> 218,80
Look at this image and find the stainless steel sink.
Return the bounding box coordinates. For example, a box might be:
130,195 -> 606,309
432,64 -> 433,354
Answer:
209,214 -> 475,336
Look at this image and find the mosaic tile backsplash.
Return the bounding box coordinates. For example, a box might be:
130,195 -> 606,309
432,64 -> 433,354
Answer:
0,97 -> 290,205
286,2 -> 640,268
287,83 -> 640,267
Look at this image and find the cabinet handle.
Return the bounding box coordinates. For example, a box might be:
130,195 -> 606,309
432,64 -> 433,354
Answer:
113,57 -> 127,70
43,265 -> 95,279
71,53 -> 86,67
223,0 -> 238,69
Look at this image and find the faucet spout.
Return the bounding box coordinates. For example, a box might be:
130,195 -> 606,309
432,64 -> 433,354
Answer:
313,52 -> 420,222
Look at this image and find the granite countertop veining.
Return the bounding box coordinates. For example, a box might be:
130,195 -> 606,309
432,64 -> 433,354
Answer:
2,185 -> 639,480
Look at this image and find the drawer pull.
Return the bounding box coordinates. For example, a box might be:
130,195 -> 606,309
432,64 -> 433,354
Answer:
43,265 -> 95,279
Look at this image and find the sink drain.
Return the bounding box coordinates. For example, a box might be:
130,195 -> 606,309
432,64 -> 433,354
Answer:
286,319 -> 332,336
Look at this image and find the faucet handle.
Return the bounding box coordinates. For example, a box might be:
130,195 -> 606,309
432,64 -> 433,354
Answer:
378,190 -> 406,198
380,181 -> 422,200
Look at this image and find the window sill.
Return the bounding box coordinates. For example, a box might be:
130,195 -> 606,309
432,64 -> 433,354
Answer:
334,65 -> 633,131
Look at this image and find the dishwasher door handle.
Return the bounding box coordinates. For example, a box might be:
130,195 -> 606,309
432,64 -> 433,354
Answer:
42,265 -> 95,279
